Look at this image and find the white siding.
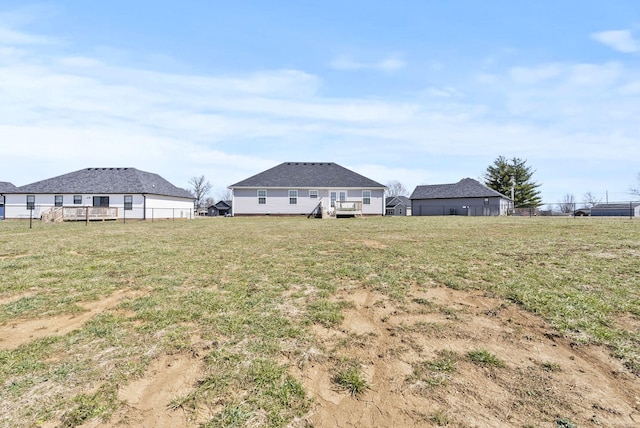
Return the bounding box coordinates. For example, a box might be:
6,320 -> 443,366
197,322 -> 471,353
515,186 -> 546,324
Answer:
145,194 -> 194,219
3,193 -> 194,220
232,188 -> 385,216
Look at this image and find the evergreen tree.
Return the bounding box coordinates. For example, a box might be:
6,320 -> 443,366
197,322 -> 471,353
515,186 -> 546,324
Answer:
484,156 -> 542,208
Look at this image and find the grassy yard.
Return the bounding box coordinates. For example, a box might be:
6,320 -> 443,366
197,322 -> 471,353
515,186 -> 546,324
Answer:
0,216 -> 638,427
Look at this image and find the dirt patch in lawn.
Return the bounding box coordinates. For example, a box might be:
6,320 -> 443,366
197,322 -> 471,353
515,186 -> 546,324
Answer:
0,289 -> 143,350
5,284 -> 640,427
293,284 -> 640,427
100,350 -> 209,428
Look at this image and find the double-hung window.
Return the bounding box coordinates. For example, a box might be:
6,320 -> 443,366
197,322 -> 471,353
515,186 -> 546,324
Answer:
73,195 -> 82,205
289,190 -> 298,205
362,190 -> 371,205
54,195 -> 63,207
124,195 -> 133,210
257,189 -> 267,205
26,195 -> 35,210
309,190 -> 318,199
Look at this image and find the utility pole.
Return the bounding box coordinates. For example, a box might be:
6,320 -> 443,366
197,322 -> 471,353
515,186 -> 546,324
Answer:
511,174 -> 515,209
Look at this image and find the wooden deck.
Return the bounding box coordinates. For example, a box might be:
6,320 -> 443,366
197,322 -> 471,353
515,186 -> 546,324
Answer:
333,201 -> 363,217
42,207 -> 119,222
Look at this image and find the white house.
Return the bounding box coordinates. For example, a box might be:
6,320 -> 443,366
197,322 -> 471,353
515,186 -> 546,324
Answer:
229,162 -> 386,217
3,168 -> 195,221
0,182 -> 16,220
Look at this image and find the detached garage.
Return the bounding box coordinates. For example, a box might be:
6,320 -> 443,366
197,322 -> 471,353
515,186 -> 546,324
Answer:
410,178 -> 512,216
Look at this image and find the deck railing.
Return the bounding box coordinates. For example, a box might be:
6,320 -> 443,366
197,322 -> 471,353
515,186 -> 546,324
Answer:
334,201 -> 363,217
43,206 -> 119,222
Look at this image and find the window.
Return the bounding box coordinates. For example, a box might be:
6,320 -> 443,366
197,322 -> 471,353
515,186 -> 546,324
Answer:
257,190 -> 267,205
73,195 -> 82,205
362,190 -> 371,205
55,195 -> 63,207
330,191 -> 337,207
289,190 -> 298,205
93,196 -> 109,207
309,190 -> 318,199
124,195 -> 133,210
339,191 -> 346,202
26,195 -> 35,210
484,198 -> 490,205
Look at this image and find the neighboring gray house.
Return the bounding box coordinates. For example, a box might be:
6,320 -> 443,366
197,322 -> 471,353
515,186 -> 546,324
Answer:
590,203 -> 640,217
208,200 -> 232,217
410,178 -> 512,216
3,168 -> 195,221
229,162 -> 386,217
0,182 -> 17,220
385,196 -> 411,216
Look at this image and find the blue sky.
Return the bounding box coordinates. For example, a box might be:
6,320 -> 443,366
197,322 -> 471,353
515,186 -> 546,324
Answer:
1,1 -> 639,204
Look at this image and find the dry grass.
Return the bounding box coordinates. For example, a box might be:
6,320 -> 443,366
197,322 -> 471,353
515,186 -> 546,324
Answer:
0,216 -> 639,427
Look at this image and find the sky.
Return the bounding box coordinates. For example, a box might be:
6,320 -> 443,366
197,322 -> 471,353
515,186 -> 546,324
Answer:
1,1 -> 639,205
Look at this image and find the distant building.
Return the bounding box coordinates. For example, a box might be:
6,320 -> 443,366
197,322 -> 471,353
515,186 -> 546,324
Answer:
590,203 -> 640,217
0,182 -> 17,220
208,200 -> 232,216
229,162 -> 386,217
3,168 -> 194,220
385,196 -> 411,216
410,178 -> 512,216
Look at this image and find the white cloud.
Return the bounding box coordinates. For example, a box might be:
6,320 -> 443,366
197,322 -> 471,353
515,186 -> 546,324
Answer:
568,62 -> 622,86
1,21 -> 640,202
0,24 -> 55,45
329,55 -> 406,71
591,30 -> 639,53
509,64 -> 562,84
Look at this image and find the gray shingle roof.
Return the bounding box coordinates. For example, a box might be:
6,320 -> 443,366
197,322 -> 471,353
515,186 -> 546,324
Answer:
229,162 -> 385,188
11,168 -> 193,199
386,196 -> 410,207
410,178 -> 510,200
0,182 -> 17,193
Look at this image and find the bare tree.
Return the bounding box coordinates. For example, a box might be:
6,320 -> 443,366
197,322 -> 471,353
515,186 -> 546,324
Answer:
216,188 -> 232,202
559,193 -> 576,214
582,192 -> 601,208
630,172 -> 640,197
189,175 -> 212,210
386,180 -> 408,197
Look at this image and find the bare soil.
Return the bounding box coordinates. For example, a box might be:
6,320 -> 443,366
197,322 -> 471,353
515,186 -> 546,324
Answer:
4,284 -> 640,427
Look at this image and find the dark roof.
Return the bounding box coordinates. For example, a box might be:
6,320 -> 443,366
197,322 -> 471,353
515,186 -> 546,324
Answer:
214,200 -> 232,208
10,168 -> 193,199
592,203 -> 640,209
386,196 -> 410,207
410,178 -> 510,200
229,162 -> 385,188
0,182 -> 17,193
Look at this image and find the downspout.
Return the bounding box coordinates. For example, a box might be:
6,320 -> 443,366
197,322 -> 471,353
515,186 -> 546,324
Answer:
142,194 -> 146,220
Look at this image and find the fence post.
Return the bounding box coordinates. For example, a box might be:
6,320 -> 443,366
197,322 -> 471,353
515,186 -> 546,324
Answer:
85,207 -> 89,226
